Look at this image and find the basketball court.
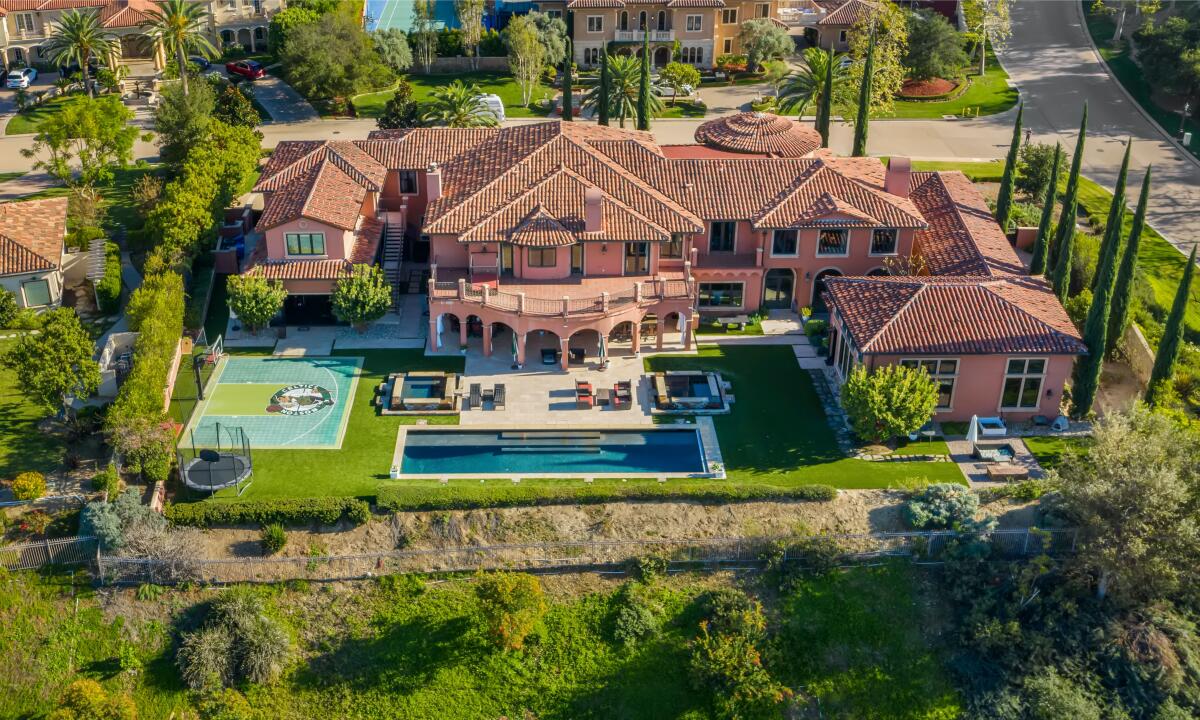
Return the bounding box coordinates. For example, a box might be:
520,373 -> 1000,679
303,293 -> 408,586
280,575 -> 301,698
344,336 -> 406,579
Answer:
365,0 -> 457,31
186,355 -> 364,449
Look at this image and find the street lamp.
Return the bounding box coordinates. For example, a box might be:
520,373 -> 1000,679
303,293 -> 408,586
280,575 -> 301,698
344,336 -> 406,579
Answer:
1179,102 -> 1191,137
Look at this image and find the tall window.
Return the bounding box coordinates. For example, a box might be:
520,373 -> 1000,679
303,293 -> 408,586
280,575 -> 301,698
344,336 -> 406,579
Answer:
771,229 -> 798,256
587,15 -> 603,32
571,244 -> 583,274
681,46 -> 703,64
21,278 -> 51,307
723,38 -> 733,54
836,331 -> 855,378
15,13 -> 35,32
817,228 -> 848,256
722,8 -> 738,23
1002,358 -> 1046,409
662,234 -> 684,259
686,14 -> 702,31
709,221 -> 736,252
584,47 -> 600,65
900,359 -> 958,410
698,282 -> 743,308
870,228 -> 898,255
624,242 -> 649,274
285,232 -> 326,256
758,3 -> 769,18
398,170 -> 418,194
528,247 -> 556,267
619,11 -> 628,30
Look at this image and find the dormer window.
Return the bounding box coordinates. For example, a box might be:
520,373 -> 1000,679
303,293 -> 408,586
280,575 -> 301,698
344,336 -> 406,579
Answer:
398,170 -> 418,194
817,228 -> 848,256
870,228 -> 898,255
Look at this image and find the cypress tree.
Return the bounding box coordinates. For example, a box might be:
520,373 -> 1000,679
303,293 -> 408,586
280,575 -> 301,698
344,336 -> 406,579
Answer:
1071,196 -> 1123,418
1049,103 -> 1087,273
1029,143 -> 1061,276
597,47 -> 610,126
851,32 -> 874,157
561,39 -> 574,122
816,47 -> 834,147
1146,245 -> 1197,405
1107,166 -> 1151,355
994,102 -> 1023,232
636,30 -> 651,131
1091,140 -> 1132,293
1051,219 -> 1075,302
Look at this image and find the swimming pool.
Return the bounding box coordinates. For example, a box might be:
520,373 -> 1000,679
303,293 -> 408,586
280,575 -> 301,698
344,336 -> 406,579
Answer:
401,377 -> 442,399
398,428 -> 709,476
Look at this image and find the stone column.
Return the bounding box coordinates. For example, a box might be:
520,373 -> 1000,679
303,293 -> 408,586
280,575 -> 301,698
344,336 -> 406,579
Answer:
482,323 -> 493,357
632,323 -> 641,355
560,337 -> 570,371
683,314 -> 693,350
516,333 -> 527,367
428,317 -> 440,351
458,317 -> 468,349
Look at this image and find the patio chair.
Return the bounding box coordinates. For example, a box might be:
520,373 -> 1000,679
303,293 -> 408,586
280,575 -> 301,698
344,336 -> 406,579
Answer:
576,388 -> 594,409
575,379 -> 593,394
468,383 -> 481,410
541,348 -> 559,365
493,384 -> 506,410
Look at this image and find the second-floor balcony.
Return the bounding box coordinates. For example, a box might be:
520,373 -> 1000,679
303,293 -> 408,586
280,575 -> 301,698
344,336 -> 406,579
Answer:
10,28 -> 47,41
614,29 -> 674,42
429,271 -> 694,318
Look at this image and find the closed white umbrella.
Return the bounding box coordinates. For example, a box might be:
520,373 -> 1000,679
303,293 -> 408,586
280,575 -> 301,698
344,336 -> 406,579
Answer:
435,314 -> 444,349
511,328 -> 518,361
966,414 -> 980,449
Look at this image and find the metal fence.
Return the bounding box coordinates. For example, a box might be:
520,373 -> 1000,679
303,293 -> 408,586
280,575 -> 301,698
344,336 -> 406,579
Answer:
95,528 -> 1078,587
0,536 -> 98,571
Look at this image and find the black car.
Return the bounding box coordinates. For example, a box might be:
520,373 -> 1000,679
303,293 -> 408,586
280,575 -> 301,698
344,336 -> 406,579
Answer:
187,56 -> 212,71
56,57 -> 104,78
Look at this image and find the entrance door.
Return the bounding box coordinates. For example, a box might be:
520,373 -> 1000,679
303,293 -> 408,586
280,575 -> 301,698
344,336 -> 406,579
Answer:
624,242 -> 649,275
763,268 -> 794,309
500,243 -> 514,276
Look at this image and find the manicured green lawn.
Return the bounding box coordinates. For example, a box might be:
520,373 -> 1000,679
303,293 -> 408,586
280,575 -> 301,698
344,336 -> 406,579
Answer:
0,338 -> 67,480
1023,435 -> 1091,471
1082,1 -> 1200,163
695,316 -> 764,336
885,53 -> 1018,120
658,100 -> 707,118
353,72 -> 553,119
892,438 -> 951,456
646,345 -> 965,489
21,164 -> 159,235
4,94 -> 84,136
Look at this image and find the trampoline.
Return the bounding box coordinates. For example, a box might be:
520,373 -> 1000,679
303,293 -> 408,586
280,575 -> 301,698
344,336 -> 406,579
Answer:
178,423 -> 253,495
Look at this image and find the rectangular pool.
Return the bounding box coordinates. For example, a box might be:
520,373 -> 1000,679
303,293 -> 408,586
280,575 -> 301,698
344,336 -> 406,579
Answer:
401,377 -> 442,399
399,428 -> 707,476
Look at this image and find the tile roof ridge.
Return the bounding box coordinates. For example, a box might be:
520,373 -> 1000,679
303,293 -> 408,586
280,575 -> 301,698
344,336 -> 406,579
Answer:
452,165 -> 573,237
928,171 -> 996,277
979,278 -> 1082,343
859,281 -> 927,353
255,141 -> 330,191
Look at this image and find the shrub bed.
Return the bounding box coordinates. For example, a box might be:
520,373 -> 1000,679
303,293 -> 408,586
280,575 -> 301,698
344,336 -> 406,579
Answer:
376,482 -> 837,512
166,497 -> 371,527
897,76 -> 969,102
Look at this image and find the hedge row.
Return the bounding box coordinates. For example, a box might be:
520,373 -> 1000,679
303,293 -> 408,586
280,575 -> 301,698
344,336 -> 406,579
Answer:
166,497 -> 371,527
94,241 -> 122,314
376,482 -> 838,513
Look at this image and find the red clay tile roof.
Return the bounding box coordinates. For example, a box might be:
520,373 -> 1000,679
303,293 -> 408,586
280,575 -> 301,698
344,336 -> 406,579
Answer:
694,112 -> 822,158
910,171 -> 1025,277
754,162 -> 927,229
666,0 -> 726,6
244,217 -> 382,281
0,197 -> 67,277
257,140 -> 385,193
818,0 -> 879,25
566,0 -> 624,7
824,275 -> 1086,356
360,128 -> 499,168
507,206 -> 577,248
257,161 -> 367,231
99,0 -> 156,28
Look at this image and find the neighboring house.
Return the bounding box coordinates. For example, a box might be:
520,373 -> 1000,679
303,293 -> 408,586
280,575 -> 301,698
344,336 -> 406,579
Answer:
0,0 -> 282,73
811,0 -> 877,50
250,114 -> 1082,418
789,0 -> 960,50
557,0 -> 779,70
0,196 -> 69,309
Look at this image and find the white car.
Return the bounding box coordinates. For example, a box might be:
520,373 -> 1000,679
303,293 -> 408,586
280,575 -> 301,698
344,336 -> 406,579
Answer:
6,67 -> 37,89
477,93 -> 505,123
653,83 -> 694,98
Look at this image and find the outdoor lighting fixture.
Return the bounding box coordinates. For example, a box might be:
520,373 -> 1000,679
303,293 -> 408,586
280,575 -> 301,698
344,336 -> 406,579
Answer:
601,243 -> 608,253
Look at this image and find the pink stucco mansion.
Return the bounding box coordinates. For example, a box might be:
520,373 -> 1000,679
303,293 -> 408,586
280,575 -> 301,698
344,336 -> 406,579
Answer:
243,113 -> 1085,422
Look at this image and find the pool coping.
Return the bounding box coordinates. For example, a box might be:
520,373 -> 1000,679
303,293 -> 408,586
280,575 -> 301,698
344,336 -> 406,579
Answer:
389,418 -> 726,480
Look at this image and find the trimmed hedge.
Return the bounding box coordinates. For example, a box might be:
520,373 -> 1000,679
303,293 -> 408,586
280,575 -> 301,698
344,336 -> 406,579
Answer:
94,241 -> 122,314
166,497 -> 371,527
376,482 -> 838,513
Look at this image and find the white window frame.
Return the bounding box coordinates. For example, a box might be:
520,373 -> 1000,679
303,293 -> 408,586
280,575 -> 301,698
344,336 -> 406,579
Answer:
816,228 -> 850,257
584,47 -> 600,65
722,8 -> 738,24
869,228 -> 899,256
758,3 -> 770,18
587,15 -> 603,33
723,38 -> 733,54
686,14 -> 702,32
15,13 -> 35,33
21,278 -> 52,307
770,229 -> 799,257
284,232 -> 327,257
900,358 -> 959,411
1000,357 -> 1047,411
698,281 -> 745,309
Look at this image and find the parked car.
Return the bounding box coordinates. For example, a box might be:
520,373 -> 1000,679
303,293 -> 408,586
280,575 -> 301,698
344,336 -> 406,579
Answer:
225,60 -> 265,80
56,58 -> 104,78
477,93 -> 505,123
6,67 -> 37,89
188,55 -> 212,71
652,83 -> 694,98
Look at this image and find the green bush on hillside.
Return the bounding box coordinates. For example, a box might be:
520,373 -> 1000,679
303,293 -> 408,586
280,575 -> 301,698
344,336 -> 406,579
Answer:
165,497 -> 371,527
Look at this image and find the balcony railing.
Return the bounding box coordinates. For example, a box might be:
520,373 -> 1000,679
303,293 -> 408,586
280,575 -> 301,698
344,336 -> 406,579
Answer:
430,278 -> 694,318
614,29 -> 674,42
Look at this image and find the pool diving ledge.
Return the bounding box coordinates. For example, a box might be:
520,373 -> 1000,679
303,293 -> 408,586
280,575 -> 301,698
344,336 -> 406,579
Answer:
389,418 -> 726,481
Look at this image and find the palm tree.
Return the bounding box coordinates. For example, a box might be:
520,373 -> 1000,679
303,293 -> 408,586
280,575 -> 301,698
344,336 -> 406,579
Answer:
421,80 -> 500,128
778,46 -> 847,117
141,0 -> 217,97
44,9 -> 116,98
582,54 -> 660,129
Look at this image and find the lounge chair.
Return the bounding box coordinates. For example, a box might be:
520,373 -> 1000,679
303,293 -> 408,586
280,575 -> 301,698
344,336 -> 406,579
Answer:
493,384 -> 505,410
468,383 -> 481,409
576,389 -> 594,409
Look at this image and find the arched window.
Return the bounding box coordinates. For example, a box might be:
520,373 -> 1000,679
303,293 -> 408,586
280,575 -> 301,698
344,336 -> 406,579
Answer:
254,27 -> 266,41
638,11 -> 646,29
657,11 -> 666,30
619,11 -> 628,30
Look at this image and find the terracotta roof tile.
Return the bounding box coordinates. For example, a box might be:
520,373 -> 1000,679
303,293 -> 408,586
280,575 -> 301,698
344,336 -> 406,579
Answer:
0,197 -> 67,277
507,206 -> 576,248
694,112 -> 822,158
910,171 -> 1025,276
825,275 -> 1086,356
99,0 -> 155,27
818,0 -> 879,25
245,218 -> 382,281
257,161 -> 367,231
566,0 -> 624,6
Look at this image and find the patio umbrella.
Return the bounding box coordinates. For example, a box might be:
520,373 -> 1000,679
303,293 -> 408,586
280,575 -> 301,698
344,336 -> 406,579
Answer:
511,328 -> 518,361
435,314 -> 444,349
598,335 -> 606,360
966,414 -> 980,450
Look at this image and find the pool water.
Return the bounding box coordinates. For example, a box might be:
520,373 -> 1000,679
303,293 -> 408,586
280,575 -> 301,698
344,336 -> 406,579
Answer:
400,428 -> 707,475
689,378 -> 713,398
401,378 -> 442,399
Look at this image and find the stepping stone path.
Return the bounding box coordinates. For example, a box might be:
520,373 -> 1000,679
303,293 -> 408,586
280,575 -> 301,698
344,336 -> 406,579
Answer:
855,453 -> 952,463
805,367 -> 854,454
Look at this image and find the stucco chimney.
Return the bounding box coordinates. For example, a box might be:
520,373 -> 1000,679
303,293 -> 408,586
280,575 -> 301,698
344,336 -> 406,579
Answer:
584,186 -> 603,232
426,162 -> 442,202
885,156 -> 911,198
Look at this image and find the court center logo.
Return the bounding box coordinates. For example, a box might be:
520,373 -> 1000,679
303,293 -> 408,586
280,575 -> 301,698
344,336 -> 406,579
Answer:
267,384 -> 334,415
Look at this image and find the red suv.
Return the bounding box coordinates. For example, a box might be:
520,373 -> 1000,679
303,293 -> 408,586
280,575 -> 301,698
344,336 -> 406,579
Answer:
225,60 -> 265,80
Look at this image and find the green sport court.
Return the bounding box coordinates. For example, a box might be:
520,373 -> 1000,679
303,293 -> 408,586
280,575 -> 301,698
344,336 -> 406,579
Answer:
365,0 -> 457,31
188,356 -> 363,449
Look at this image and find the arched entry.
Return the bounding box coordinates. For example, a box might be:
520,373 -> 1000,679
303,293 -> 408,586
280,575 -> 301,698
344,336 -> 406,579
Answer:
638,11 -> 647,29
121,34 -> 153,59
568,328 -> 602,365
220,29 -> 235,47
653,46 -> 670,67
9,48 -> 25,66
811,269 -> 842,314
526,328 -> 564,369
236,28 -> 252,50
431,312 -> 460,350
763,268 -> 794,309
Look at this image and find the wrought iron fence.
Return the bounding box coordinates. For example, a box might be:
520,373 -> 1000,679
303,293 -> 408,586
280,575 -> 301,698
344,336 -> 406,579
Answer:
0,536 -> 98,571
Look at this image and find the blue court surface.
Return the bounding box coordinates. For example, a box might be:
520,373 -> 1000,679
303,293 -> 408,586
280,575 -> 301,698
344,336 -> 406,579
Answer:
366,0 -> 458,31
189,356 -> 363,449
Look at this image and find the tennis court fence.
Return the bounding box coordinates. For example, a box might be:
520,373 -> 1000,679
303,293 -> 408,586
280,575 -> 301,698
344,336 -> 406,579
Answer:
168,331 -> 224,429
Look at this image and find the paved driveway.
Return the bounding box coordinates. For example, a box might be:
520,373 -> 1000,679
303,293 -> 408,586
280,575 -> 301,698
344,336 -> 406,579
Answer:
238,73 -> 319,123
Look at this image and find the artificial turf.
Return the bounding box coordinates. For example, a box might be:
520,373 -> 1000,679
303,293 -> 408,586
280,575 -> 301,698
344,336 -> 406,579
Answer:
0,338 -> 67,478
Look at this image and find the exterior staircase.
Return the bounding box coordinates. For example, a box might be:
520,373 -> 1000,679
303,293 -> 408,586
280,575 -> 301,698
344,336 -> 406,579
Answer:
382,221 -> 405,312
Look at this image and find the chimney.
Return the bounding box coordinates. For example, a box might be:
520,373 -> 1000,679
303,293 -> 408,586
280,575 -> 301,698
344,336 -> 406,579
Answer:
584,186 -> 602,232
885,156 -> 911,198
426,162 -> 442,202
